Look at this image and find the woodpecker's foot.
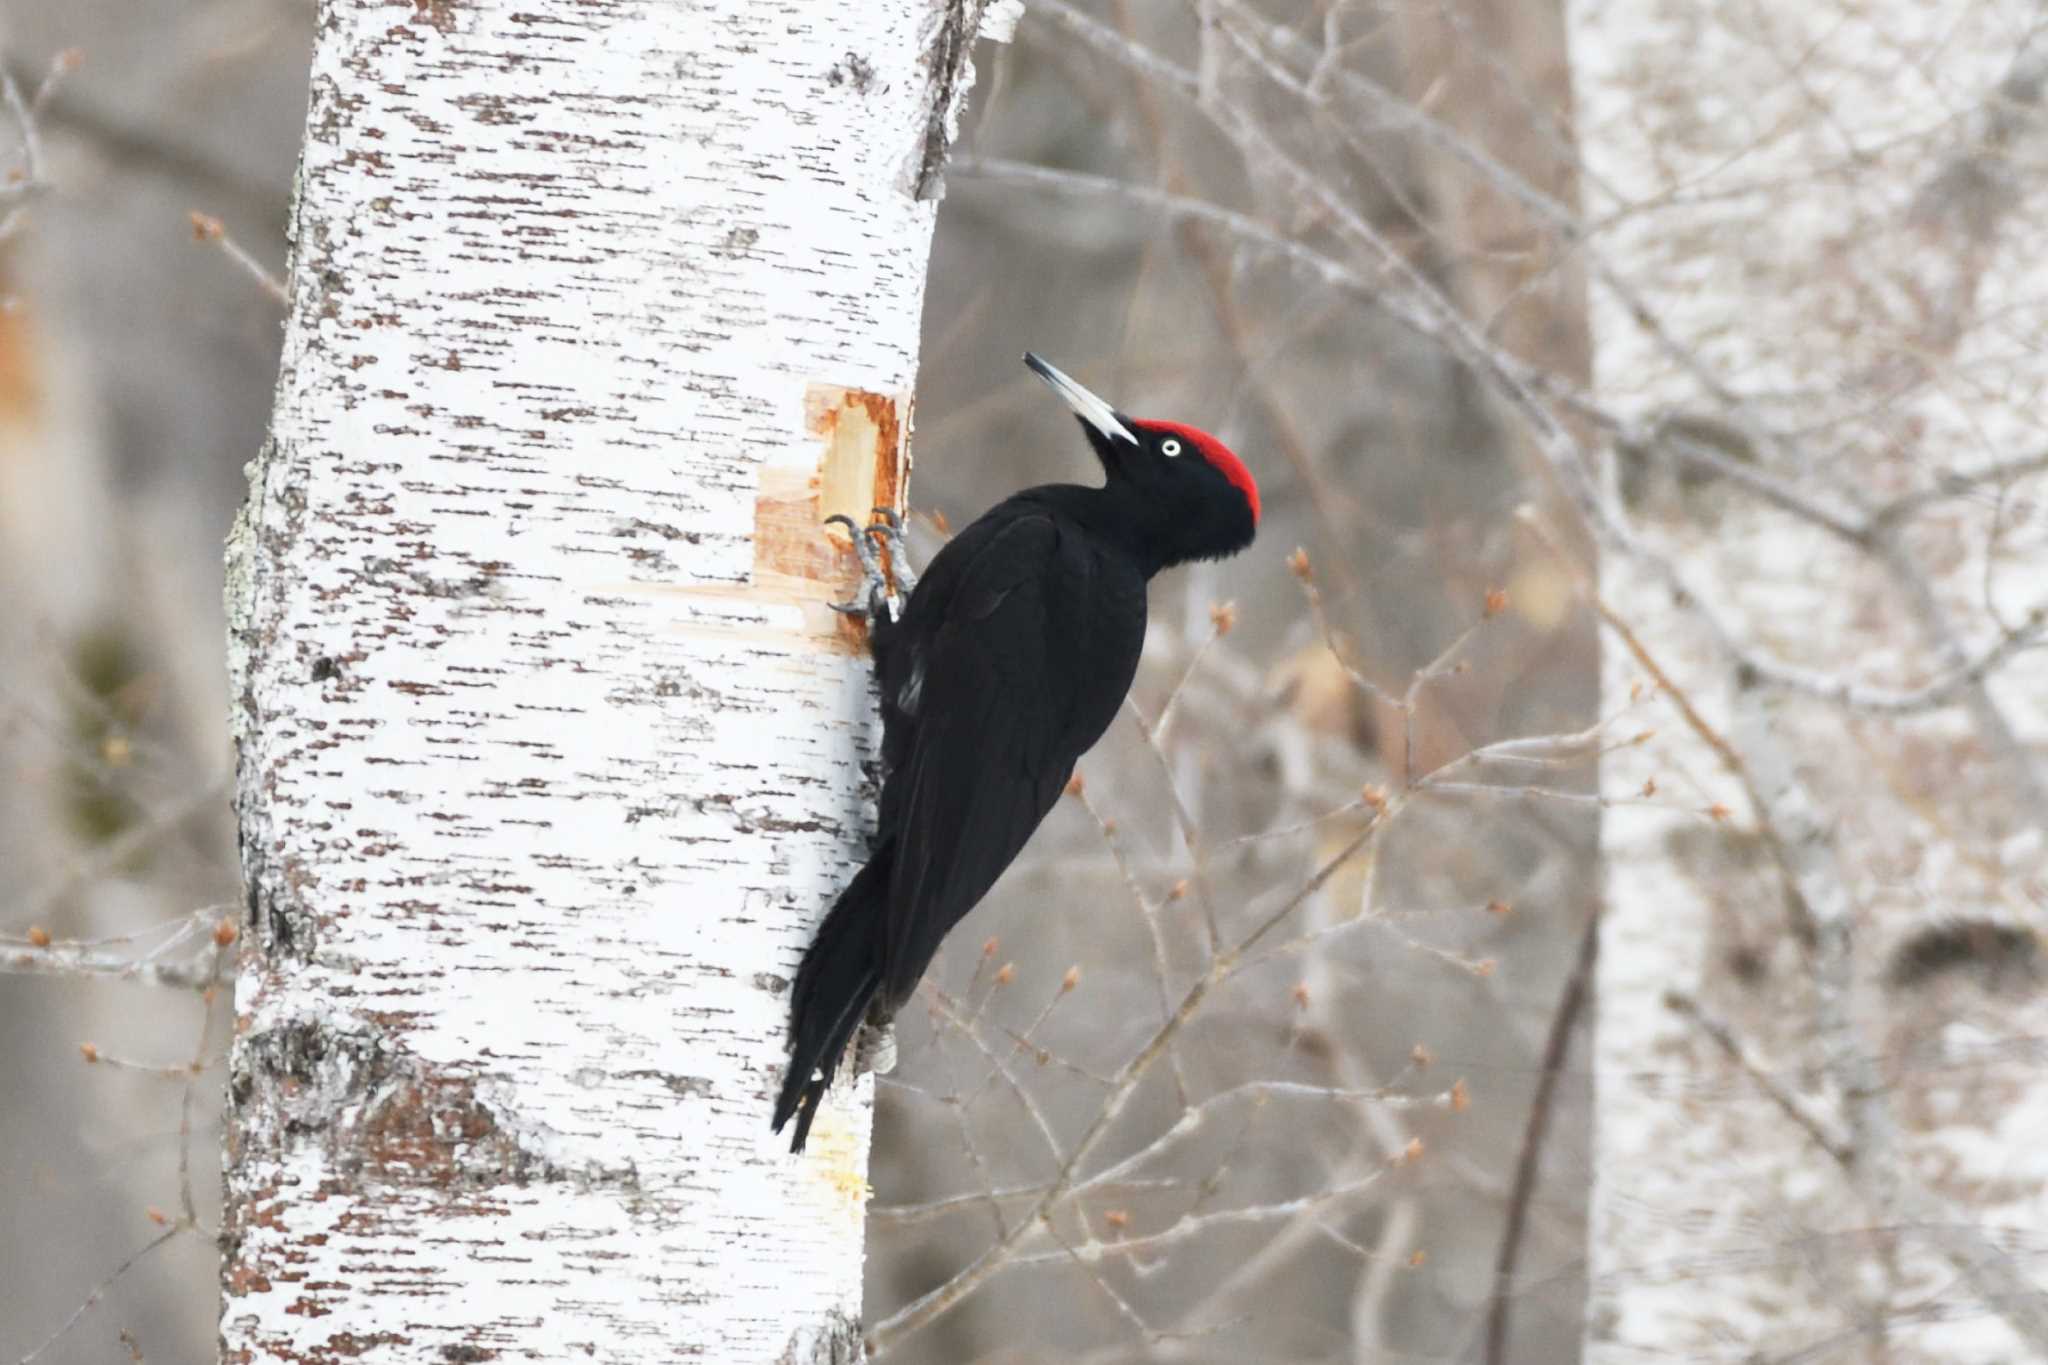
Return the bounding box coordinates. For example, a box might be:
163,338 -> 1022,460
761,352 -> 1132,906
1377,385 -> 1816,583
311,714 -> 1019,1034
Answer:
825,513 -> 888,620
826,509 -> 914,622
865,506 -> 919,599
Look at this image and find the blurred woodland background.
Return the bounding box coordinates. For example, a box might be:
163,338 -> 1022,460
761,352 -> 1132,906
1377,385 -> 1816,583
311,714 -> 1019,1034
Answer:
4,0 -> 2044,1361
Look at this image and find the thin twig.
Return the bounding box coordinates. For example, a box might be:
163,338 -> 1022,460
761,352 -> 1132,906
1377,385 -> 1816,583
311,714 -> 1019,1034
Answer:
1043,1219 -> 1158,1339
0,48 -> 60,241
1868,449 -> 2048,528
870,1176 -> 1181,1227
1075,779 -> 1189,1102
18,1227 -> 184,1365
2,908 -> 229,989
1008,1160 -> 1404,1269
926,987 -> 1067,1163
0,58 -> 43,183
1483,905 -> 1599,1365
1664,991 -> 1850,1165
1148,620 -> 1219,746
190,211 -> 289,305
177,941 -> 232,1229
1123,695 -> 1224,954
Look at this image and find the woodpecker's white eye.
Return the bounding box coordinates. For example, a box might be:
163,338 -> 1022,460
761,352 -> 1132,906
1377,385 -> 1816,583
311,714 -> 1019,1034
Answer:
1160,438 -> 1183,457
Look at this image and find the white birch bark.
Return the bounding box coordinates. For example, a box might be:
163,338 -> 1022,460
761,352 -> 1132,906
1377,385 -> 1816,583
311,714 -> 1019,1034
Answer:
1574,2 -> 2048,1359
219,2 -> 1008,1359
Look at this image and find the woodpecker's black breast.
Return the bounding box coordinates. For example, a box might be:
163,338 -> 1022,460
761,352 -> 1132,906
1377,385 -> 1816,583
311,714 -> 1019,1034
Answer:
868,495 -> 1146,1005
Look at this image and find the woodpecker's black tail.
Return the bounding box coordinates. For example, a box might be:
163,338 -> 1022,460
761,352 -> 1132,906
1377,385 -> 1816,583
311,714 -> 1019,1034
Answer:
772,843 -> 891,1153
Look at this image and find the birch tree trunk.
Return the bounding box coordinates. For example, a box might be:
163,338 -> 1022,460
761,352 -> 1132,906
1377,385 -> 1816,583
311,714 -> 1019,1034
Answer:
219,2 -> 1006,1358
1574,3 -> 2048,1359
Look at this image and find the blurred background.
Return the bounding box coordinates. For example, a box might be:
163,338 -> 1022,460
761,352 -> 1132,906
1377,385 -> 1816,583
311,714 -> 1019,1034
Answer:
0,2 -> 1598,1360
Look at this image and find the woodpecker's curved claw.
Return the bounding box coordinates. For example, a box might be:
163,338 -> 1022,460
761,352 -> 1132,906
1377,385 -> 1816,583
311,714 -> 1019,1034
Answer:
865,506 -> 918,598
826,512 -> 895,621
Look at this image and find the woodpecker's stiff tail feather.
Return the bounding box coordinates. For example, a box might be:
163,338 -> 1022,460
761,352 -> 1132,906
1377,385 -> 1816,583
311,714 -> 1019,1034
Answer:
773,842 -> 891,1153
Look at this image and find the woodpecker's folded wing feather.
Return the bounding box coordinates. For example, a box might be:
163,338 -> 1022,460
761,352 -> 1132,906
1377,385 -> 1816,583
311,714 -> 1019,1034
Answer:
878,514 -> 1089,1003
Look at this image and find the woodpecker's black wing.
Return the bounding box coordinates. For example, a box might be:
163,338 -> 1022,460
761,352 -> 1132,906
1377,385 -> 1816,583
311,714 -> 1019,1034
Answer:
875,506 -> 1144,1004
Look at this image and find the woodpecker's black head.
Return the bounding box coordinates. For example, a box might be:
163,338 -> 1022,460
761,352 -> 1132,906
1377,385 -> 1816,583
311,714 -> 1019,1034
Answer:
1024,352 -> 1259,569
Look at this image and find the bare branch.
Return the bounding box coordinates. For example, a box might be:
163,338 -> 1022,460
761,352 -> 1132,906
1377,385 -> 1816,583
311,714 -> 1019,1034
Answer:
1869,449 -> 2048,528
18,1226 -> 185,1365
1665,990 -> 1850,1165
1009,1159 -> 1406,1269
2,908 -> 232,990
925,985 -> 1069,1163
871,1177 -> 1181,1228
1485,906 -> 1599,1365
189,211 -> 289,305
0,46 -> 69,242
1074,777 -> 1189,1100
1122,695 -> 1223,954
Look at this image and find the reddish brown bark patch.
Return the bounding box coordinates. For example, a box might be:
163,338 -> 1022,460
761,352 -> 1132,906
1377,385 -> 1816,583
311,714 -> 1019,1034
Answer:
411,0 -> 460,35
358,1072 -> 551,1193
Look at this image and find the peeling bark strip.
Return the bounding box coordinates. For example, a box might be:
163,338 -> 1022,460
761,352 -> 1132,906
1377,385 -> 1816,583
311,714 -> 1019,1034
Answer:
221,2 -> 1000,1359
911,0 -> 1022,199
1577,3 -> 2048,1360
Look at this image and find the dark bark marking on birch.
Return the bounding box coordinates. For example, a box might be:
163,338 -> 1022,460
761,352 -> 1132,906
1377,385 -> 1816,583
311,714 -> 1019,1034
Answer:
827,52 -> 877,94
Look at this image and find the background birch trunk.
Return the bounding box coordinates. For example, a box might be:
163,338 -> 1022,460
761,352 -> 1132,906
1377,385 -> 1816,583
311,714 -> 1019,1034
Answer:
1573,3 -> 2048,1358
219,2 -> 1001,1358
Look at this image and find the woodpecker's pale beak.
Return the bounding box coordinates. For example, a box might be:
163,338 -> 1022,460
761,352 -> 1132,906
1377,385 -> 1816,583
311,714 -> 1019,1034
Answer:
1024,352 -> 1137,446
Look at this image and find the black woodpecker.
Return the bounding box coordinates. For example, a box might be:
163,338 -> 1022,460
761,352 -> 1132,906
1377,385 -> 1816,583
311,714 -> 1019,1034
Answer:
772,352 -> 1260,1152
